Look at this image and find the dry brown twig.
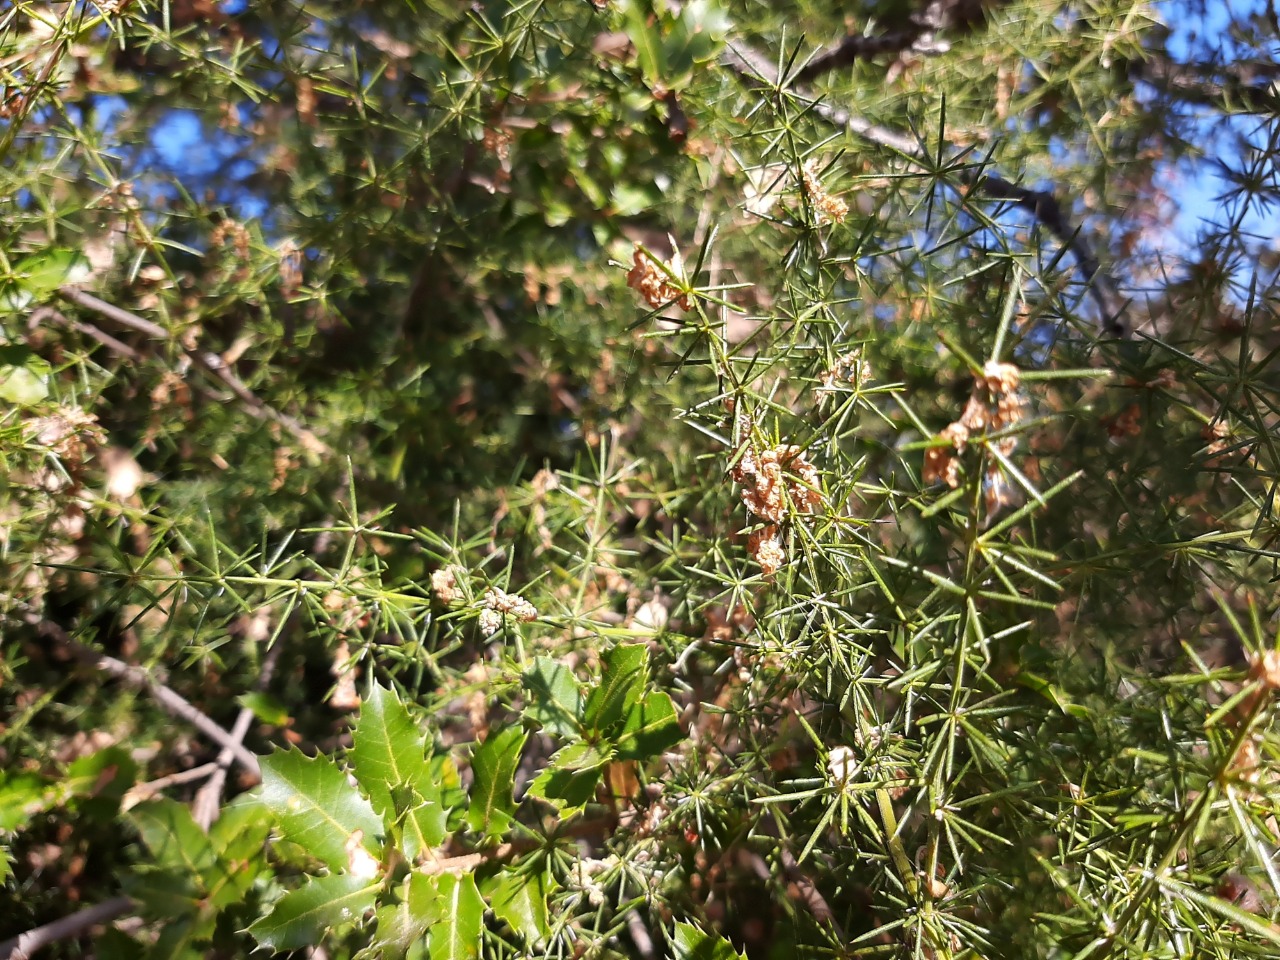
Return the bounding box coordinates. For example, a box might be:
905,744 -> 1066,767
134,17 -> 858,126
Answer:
0,896 -> 135,960
54,286 -> 331,455
36,618 -> 262,779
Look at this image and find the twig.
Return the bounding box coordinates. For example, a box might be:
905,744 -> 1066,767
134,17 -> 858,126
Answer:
193,634 -> 285,829
123,761 -> 223,808
720,41 -> 1128,335
55,286 -> 330,455
0,896 -> 134,960
38,619 -> 261,779
793,0 -> 998,85
28,306 -> 142,359
1130,54 -> 1280,113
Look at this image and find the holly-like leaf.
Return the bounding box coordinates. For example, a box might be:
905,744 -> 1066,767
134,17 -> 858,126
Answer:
526,742 -> 610,818
351,683 -> 447,860
427,872 -> 485,960
0,249 -> 90,315
128,798 -> 216,876
671,921 -> 747,960
351,683 -> 430,817
522,656 -> 583,738
488,869 -> 549,944
0,772 -> 56,832
0,345 -> 50,404
372,870 -> 442,957
613,690 -> 684,760
207,795 -> 273,906
466,726 -> 526,837
619,0 -> 667,90
248,873 -> 381,952
258,747 -> 384,873
122,866 -> 204,923
583,644 -> 649,733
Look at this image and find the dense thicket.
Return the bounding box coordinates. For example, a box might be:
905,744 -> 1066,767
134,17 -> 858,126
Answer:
2,1 -> 1279,957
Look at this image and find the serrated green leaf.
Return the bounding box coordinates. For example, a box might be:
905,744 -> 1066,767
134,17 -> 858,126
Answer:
466,726 -> 526,837
15,249 -> 91,298
258,747 -> 384,872
128,798 -> 216,875
123,865 -> 204,922
671,921 -> 747,960
426,873 -> 484,960
583,643 -> 649,733
613,690 -> 684,760
522,656 -> 583,738
207,796 -> 273,906
0,345 -> 50,404
526,742 -> 609,817
373,871 -> 441,957
151,911 -> 216,960
620,0 -> 666,87
0,249 -> 89,317
237,691 -> 292,726
488,870 -> 549,944
678,0 -> 730,62
249,873 -> 381,952
0,772 -> 55,832
63,746 -> 137,801
352,684 -> 433,806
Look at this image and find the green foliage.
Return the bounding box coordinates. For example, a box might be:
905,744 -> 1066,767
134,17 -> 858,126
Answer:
3,0 -> 1280,957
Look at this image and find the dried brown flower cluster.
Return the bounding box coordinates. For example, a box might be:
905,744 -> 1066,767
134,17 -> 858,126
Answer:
625,243 -> 692,311
732,415 -> 823,577
733,441 -> 823,524
801,160 -> 849,225
818,349 -> 873,394
478,586 -> 538,636
430,564 -> 467,605
278,239 -> 303,298
747,526 -> 786,578
923,361 -> 1028,493
1203,420 -> 1231,458
210,219 -> 251,259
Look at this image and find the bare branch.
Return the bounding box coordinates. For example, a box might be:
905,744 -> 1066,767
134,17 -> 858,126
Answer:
793,0 -> 995,85
193,634 -> 286,829
1130,55 -> 1280,113
37,619 -> 262,779
0,896 -> 134,960
720,42 -> 1129,335
55,286 -> 331,456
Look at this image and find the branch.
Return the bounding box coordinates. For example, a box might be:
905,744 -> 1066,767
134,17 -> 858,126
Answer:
37,619 -> 262,779
55,286 -> 330,456
1131,54 -> 1280,113
0,896 -> 134,960
720,42 -> 1128,335
193,633 -> 285,829
792,0 -> 995,85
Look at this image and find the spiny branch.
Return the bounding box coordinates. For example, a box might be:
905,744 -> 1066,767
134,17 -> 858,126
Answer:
55,286 -> 330,456
792,0 -> 996,85
720,42 -> 1128,334
37,618 -> 262,779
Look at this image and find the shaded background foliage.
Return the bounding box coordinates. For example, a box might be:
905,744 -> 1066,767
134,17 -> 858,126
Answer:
2,0 -> 1280,957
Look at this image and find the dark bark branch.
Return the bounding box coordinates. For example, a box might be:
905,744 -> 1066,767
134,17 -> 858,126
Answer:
721,42 -> 1129,335
55,286 -> 330,456
793,0 -> 994,85
1130,55 -> 1280,113
192,633 -> 285,829
0,896 -> 134,960
38,619 -> 262,779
